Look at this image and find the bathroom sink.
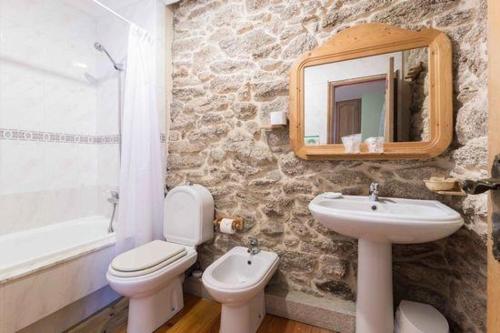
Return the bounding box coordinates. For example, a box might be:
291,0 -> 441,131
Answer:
309,195 -> 463,243
308,193 -> 463,333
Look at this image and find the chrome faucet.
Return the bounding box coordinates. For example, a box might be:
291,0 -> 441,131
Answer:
107,190 -> 119,233
247,237 -> 260,255
368,182 -> 380,202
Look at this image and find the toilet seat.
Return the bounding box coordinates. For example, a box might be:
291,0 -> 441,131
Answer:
109,240 -> 187,278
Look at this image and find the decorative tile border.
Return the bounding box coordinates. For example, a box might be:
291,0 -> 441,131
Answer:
0,129 -> 167,144
0,128 -> 120,144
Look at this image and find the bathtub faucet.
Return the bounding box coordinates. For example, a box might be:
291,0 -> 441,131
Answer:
107,191 -> 119,233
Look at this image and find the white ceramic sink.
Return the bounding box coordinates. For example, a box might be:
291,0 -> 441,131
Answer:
309,193 -> 463,333
309,195 -> 463,243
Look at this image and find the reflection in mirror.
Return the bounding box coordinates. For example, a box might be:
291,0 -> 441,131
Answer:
303,47 -> 428,145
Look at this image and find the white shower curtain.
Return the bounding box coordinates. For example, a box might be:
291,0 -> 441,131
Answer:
117,24 -> 164,250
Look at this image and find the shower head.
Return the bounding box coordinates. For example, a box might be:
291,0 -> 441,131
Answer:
94,42 -> 124,72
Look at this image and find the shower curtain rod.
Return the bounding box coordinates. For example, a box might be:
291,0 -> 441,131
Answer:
92,0 -> 147,31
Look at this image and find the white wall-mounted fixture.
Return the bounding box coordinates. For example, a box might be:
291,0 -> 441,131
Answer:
270,111 -> 288,126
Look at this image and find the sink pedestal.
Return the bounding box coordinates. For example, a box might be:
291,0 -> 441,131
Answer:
356,239 -> 393,333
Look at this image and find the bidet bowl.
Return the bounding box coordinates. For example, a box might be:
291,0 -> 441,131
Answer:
202,246 -> 279,304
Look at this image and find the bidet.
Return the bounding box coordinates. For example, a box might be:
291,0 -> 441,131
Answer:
202,246 -> 279,333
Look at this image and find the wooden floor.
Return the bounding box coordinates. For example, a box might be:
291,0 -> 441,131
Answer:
114,294 -> 333,333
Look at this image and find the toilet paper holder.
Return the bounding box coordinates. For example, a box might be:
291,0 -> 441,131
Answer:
213,217 -> 245,232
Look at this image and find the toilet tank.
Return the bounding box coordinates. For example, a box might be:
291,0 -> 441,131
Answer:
164,184 -> 214,246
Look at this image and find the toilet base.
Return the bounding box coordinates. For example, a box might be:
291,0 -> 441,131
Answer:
220,291 -> 265,333
127,276 -> 184,333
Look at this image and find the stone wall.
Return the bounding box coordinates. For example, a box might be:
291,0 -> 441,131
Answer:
167,0 -> 487,331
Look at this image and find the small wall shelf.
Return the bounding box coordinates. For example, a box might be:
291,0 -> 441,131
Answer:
435,189 -> 466,196
424,179 -> 466,196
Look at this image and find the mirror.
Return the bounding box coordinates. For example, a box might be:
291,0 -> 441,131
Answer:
303,48 -> 428,145
289,23 -> 452,160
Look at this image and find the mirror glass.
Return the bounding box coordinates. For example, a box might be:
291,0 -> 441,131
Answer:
303,47 -> 428,145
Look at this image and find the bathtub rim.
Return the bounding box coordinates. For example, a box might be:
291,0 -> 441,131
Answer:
0,230 -> 116,285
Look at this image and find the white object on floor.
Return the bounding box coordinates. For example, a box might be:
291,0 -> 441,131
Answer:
395,300 -> 449,333
107,184 -> 214,333
202,246 -> 279,333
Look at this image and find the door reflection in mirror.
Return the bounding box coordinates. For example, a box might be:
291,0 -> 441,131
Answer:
303,47 -> 428,145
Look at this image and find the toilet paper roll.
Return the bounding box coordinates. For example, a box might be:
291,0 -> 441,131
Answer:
219,218 -> 236,234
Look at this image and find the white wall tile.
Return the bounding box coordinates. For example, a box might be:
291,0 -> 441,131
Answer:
96,76 -> 121,135
0,64 -> 45,131
97,144 -> 120,187
0,191 -> 47,235
0,141 -> 47,194
44,142 -> 80,191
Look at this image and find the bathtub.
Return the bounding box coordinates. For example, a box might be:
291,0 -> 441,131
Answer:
0,216 -> 118,332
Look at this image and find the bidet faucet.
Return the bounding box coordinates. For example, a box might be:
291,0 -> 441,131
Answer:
247,237 -> 260,255
369,182 -> 379,202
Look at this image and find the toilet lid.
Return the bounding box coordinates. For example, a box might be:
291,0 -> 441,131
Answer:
109,251 -> 188,278
111,240 -> 186,272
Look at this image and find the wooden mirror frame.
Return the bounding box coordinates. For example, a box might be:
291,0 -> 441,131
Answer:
289,23 -> 452,160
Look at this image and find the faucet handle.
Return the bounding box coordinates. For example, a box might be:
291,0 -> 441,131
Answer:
248,237 -> 258,247
369,182 -> 379,193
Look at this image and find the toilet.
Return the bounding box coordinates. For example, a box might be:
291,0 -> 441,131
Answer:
106,184 -> 214,333
202,246 -> 279,333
